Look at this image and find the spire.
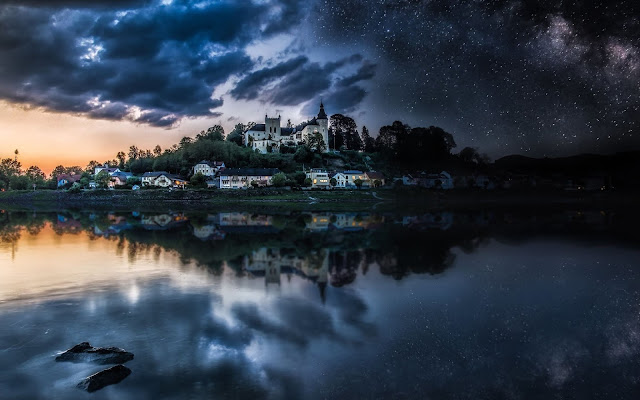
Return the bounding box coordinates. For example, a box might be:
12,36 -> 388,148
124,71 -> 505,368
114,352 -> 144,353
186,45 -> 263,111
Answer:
317,101 -> 327,120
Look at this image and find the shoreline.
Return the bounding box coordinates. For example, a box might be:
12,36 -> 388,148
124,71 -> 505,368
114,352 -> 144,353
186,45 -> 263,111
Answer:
1,188 -> 638,213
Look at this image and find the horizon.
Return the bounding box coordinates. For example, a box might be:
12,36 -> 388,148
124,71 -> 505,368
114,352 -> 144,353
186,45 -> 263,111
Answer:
0,1 -> 638,173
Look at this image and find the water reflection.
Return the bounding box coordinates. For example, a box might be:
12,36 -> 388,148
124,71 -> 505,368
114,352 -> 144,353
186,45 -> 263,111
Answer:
0,209 -> 639,398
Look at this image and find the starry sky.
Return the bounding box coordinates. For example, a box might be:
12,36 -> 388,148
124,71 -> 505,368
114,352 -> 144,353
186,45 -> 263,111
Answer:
0,0 -> 638,171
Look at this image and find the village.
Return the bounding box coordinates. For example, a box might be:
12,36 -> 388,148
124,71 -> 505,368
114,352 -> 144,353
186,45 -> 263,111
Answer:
53,159 -> 618,193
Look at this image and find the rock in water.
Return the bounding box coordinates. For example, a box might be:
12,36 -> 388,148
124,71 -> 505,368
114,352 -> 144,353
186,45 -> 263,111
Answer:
55,342 -> 134,365
77,364 -> 131,393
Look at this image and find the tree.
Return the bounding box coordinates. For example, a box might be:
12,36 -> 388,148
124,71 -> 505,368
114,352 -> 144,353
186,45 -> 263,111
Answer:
153,145 -> 162,156
226,123 -> 245,146
361,126 -> 375,153
9,175 -> 30,190
306,132 -> 327,153
128,145 -> 140,161
459,147 -> 479,163
271,172 -> 287,187
250,180 -> 259,188
294,145 -> 313,163
330,114 -> 360,150
50,165 -> 66,179
373,179 -> 382,188
354,178 -> 363,189
179,136 -> 193,148
303,178 -> 312,187
197,125 -> 224,141
376,121 -> 408,151
189,173 -> 208,189
25,165 -> 46,186
85,160 -> 100,173
330,177 -> 337,187
95,170 -> 111,188
116,151 -> 126,169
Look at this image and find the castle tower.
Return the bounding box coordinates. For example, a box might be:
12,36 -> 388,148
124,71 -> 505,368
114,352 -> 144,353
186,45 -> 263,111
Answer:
265,115 -> 281,139
316,102 -> 329,152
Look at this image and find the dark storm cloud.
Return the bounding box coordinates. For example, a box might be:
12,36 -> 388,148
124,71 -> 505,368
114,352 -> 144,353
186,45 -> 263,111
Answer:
1,0 -> 151,8
0,0 -> 300,128
232,53 -> 375,112
316,0 -> 640,155
230,56 -> 309,101
337,62 -> 376,87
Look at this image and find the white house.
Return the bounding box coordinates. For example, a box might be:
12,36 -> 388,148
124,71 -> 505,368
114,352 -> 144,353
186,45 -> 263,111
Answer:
332,172 -> 348,188
141,171 -> 187,188
244,102 -> 329,154
109,171 -> 133,188
193,160 -> 225,177
306,169 -> 331,189
218,168 -> 281,189
94,163 -> 120,176
342,170 -> 368,188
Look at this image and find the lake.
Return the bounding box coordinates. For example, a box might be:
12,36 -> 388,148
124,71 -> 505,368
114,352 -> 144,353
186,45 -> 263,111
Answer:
1,209 -> 639,399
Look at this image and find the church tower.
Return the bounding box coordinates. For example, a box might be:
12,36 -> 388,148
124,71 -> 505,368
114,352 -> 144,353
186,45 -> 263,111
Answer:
316,102 -> 329,152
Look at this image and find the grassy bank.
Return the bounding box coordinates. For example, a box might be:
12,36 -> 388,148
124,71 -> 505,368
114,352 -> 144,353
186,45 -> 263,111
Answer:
0,188 -> 636,213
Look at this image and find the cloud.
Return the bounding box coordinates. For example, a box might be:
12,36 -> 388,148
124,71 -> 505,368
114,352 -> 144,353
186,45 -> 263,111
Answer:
232,53 -> 375,114
230,56 -> 309,101
0,1 -> 301,127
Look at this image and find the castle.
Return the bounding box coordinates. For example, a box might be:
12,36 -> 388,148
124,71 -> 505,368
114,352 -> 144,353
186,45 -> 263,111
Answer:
243,102 -> 329,153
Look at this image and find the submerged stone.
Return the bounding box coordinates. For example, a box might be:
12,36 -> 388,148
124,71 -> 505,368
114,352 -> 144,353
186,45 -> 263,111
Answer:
55,342 -> 134,365
77,364 -> 131,393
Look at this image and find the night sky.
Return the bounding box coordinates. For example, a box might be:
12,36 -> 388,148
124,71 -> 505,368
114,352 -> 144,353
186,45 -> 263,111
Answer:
0,0 -> 638,165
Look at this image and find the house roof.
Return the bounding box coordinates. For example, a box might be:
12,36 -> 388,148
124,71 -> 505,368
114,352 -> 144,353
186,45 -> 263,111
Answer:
247,124 -> 265,132
195,160 -> 224,167
343,170 -> 364,174
57,173 -> 82,182
365,171 -> 384,180
219,168 -> 281,177
281,127 -> 295,135
142,171 -> 170,177
112,172 -> 133,179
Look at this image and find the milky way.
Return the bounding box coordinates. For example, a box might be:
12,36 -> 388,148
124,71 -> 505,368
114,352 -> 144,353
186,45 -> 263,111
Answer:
0,0 -> 638,156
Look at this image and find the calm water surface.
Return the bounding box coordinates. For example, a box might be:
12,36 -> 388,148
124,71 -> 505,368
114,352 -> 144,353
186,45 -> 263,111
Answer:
0,210 -> 639,399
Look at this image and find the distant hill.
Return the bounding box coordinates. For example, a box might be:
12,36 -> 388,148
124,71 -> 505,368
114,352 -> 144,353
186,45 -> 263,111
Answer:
494,151 -> 640,177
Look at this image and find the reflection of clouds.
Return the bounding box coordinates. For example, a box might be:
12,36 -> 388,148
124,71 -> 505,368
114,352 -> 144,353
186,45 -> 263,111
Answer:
0,277 -> 374,399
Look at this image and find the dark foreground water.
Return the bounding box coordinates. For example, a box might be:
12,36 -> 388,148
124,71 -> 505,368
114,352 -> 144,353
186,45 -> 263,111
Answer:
0,209 -> 639,399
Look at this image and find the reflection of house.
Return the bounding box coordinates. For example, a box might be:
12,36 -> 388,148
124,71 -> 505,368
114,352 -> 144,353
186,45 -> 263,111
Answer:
306,169 -> 331,189
244,248 -> 329,289
57,173 -> 82,187
304,213 -> 380,231
402,212 -> 454,230
193,160 -> 225,177
218,168 -> 281,189
141,213 -> 188,230
191,224 -> 226,240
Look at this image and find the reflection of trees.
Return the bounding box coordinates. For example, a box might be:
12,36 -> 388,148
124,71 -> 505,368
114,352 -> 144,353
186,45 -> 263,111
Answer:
2,208 -> 635,289
329,251 -> 363,287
